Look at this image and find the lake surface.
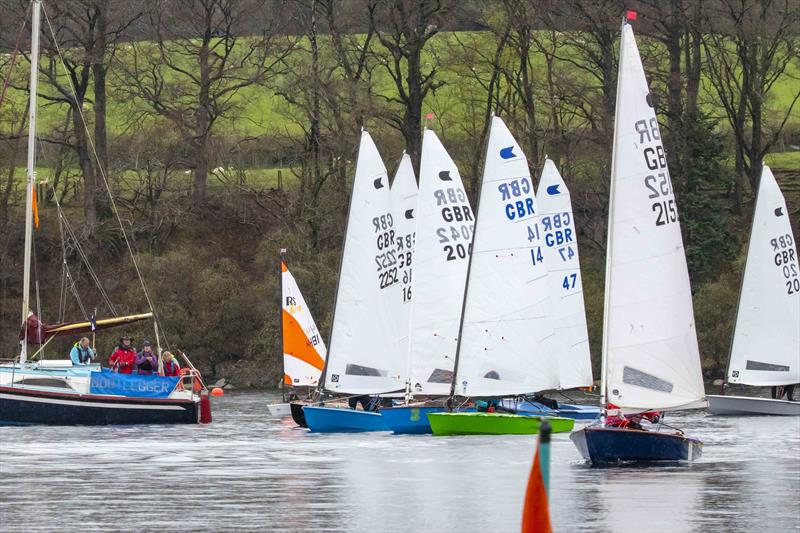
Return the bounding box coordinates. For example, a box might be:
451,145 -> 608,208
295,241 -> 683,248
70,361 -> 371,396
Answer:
1,391 -> 798,532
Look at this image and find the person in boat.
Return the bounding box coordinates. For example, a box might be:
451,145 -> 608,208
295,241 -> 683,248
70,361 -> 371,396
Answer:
108,335 -> 137,374
161,351 -> 181,377
135,340 -> 158,376
606,404 -> 662,430
771,385 -> 796,402
69,337 -> 95,366
348,395 -> 372,411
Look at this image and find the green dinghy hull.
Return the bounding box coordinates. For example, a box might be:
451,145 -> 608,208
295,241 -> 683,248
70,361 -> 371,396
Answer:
427,412 -> 574,436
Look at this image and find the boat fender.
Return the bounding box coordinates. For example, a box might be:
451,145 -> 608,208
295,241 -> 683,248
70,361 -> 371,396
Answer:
200,392 -> 212,424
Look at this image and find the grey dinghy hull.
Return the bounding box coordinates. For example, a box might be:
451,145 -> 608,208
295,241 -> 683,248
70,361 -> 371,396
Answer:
707,395 -> 800,416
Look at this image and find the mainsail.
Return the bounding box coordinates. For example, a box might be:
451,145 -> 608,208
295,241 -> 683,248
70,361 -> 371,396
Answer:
390,153 -> 418,370
281,262 -> 327,387
602,22 -> 705,412
727,165 -> 799,386
324,130 -> 403,394
536,159 -> 593,390
453,116 -> 559,397
406,130 -> 473,396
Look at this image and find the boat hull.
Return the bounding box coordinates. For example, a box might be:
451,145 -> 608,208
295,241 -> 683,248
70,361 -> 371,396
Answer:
380,405 -> 446,434
0,386 -> 199,426
499,399 -> 600,420
266,402 -> 291,416
706,394 -> 800,416
290,401 -> 309,427
570,426 -> 702,466
427,412 -> 574,436
303,406 -> 389,433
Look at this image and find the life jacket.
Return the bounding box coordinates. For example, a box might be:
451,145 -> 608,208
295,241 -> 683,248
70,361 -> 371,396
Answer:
139,354 -> 154,372
163,360 -> 180,376
73,342 -> 93,364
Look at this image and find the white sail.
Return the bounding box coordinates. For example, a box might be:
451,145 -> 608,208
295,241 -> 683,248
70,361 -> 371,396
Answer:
454,116 -> 559,397
536,159 -> 593,390
602,23 -> 705,412
728,166 -> 799,386
390,154 -> 418,370
324,130 -> 403,394
406,130 -> 473,395
281,262 -> 327,387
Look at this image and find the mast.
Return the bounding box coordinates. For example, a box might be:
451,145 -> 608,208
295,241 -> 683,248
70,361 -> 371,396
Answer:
721,173 -> 762,392
279,249 -> 286,402
20,0 -> 42,364
448,122 -> 490,404
314,129 -> 363,399
600,18 -> 628,411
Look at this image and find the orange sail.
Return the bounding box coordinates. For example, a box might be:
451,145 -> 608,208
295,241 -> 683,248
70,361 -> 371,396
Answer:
281,262 -> 327,386
521,441 -> 552,533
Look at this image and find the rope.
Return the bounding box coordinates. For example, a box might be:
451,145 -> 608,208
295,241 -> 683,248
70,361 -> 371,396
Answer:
41,3 -> 167,346
0,3 -> 30,111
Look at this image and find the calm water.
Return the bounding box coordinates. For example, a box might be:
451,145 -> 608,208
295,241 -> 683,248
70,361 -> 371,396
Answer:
1,391 -> 798,532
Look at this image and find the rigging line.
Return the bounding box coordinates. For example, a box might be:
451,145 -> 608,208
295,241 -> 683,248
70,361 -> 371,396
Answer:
0,3 -> 31,111
51,186 -> 117,315
40,3 -> 166,344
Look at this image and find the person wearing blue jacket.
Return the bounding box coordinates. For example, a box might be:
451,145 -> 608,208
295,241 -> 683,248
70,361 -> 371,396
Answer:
69,337 -> 95,366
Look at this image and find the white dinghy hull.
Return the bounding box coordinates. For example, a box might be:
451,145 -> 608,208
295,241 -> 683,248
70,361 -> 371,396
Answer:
266,403 -> 291,416
706,395 -> 800,416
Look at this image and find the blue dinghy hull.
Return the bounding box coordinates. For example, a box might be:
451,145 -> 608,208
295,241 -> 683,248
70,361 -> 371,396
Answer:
380,405 -> 446,434
570,426 -> 702,466
500,399 -> 600,420
303,406 -> 389,433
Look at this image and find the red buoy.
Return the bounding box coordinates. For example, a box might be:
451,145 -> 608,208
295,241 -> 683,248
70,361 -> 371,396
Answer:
211,387 -> 224,397
200,392 -> 212,424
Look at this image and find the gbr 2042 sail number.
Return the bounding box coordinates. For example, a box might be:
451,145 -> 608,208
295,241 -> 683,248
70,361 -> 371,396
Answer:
773,233 -> 799,295
636,118 -> 677,228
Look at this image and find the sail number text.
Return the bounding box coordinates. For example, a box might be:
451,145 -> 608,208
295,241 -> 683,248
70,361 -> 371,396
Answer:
636,118 -> 677,228
773,233 -> 799,294
435,186 -> 473,262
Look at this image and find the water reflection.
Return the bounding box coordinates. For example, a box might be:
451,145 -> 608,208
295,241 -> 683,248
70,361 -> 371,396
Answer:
1,392 -> 798,532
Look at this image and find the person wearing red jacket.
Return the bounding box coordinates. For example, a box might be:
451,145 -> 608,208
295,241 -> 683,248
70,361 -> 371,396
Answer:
108,336 -> 137,374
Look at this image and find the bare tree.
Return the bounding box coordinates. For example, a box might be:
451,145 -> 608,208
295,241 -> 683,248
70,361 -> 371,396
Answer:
114,0 -> 292,205
703,0 -> 800,203
369,0 -> 451,175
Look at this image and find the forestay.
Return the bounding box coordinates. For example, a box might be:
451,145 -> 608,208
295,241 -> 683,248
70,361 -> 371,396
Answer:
324,130 -> 403,394
727,165 -> 799,386
407,130 -> 473,396
390,154 -> 418,373
536,159 -> 593,390
282,262 -> 327,387
454,116 -> 559,397
603,23 -> 705,412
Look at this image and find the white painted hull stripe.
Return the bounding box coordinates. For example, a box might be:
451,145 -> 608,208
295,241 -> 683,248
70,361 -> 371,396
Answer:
0,392 -> 189,410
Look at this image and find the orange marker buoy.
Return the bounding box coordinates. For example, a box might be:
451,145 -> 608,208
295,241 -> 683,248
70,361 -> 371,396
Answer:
211,387 -> 225,397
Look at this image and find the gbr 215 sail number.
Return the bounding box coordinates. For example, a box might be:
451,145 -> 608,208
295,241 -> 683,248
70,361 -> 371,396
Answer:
636,118 -> 677,227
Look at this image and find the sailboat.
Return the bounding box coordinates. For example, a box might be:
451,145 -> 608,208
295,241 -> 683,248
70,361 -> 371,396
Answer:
499,159 -> 599,420
569,17 -> 706,465
427,116 -> 574,436
266,259 -> 328,417
707,165 -> 799,415
0,0 -> 209,426
301,129 -> 404,432
380,130 -> 475,434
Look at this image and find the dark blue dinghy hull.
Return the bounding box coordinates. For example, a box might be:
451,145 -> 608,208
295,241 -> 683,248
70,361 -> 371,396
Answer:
570,426 -> 702,466
0,387 -> 199,426
500,399 -> 600,420
303,406 -> 389,433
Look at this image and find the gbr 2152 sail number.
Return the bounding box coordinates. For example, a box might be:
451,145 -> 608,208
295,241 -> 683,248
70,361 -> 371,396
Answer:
635,118 -> 677,228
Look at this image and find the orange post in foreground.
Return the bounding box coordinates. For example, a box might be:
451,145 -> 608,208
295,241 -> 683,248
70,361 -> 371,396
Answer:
521,422 -> 552,533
